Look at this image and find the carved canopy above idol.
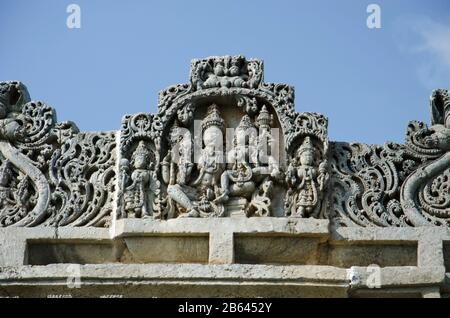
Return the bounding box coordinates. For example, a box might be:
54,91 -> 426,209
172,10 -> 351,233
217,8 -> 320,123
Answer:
118,55 -> 329,220
0,56 -> 448,227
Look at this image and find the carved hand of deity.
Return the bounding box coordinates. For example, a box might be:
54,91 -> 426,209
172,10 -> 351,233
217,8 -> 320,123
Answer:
318,161 -> 329,191
286,164 -> 297,187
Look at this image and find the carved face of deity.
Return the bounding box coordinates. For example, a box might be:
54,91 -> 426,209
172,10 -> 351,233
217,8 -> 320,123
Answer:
214,62 -> 225,76
203,126 -> 223,150
229,61 -> 240,77
133,154 -> 147,170
299,149 -> 314,166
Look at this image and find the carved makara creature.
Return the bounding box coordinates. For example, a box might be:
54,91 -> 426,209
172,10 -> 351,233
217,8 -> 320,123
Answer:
0,81 -> 116,227
330,89 -> 450,228
0,56 -> 448,227
400,89 -> 450,226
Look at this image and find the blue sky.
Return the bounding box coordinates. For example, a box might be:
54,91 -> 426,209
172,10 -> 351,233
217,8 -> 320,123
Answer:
1,0 -> 449,144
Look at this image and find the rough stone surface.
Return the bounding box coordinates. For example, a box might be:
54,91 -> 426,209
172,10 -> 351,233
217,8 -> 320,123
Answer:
0,56 -> 449,297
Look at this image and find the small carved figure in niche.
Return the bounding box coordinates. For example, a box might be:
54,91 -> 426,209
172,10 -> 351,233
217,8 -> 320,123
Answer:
0,159 -> 34,225
246,60 -> 262,89
247,178 -> 273,217
162,104 -> 225,217
13,176 -> 32,220
201,56 -> 248,89
253,105 -> 282,180
246,105 -> 283,217
122,141 -> 153,218
285,136 -> 327,217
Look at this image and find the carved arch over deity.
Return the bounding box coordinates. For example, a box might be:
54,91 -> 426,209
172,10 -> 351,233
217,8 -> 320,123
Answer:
116,56 -> 330,220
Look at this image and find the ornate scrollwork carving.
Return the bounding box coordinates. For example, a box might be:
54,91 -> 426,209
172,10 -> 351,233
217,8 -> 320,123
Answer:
330,141 -> 413,227
0,82 -> 53,226
0,81 -> 117,227
400,89 -> 450,226
46,132 -> 116,226
330,88 -> 450,227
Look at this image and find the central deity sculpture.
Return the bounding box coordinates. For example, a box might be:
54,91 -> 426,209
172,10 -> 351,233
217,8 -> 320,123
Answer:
215,106 -> 282,217
215,115 -> 257,203
162,104 -> 225,217
160,101 -> 284,218
117,56 -> 329,221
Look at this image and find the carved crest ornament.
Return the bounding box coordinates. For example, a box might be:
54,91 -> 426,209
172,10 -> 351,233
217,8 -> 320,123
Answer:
0,56 -> 449,227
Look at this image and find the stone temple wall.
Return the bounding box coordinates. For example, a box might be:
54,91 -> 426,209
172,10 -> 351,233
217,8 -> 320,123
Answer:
0,56 -> 449,298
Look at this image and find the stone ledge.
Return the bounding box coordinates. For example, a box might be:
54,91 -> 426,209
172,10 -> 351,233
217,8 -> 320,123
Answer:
0,223 -> 447,269
113,217 -> 330,237
347,266 -> 446,288
0,264 -> 348,282
0,263 -> 348,297
331,226 -> 450,242
0,263 -> 445,297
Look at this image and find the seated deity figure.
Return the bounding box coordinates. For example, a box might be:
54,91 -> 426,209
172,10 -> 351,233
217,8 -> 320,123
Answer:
202,56 -> 247,89
215,110 -> 282,212
285,136 -> 327,217
162,104 -> 225,217
215,115 -> 257,203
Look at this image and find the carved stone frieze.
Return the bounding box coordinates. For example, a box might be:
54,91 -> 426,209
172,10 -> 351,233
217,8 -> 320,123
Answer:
0,81 -> 115,227
0,57 -> 448,228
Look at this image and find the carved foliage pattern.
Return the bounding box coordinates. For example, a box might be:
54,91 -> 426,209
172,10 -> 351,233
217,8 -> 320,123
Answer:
46,132 -> 116,227
330,142 -> 414,227
330,89 -> 450,227
0,81 -> 116,227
